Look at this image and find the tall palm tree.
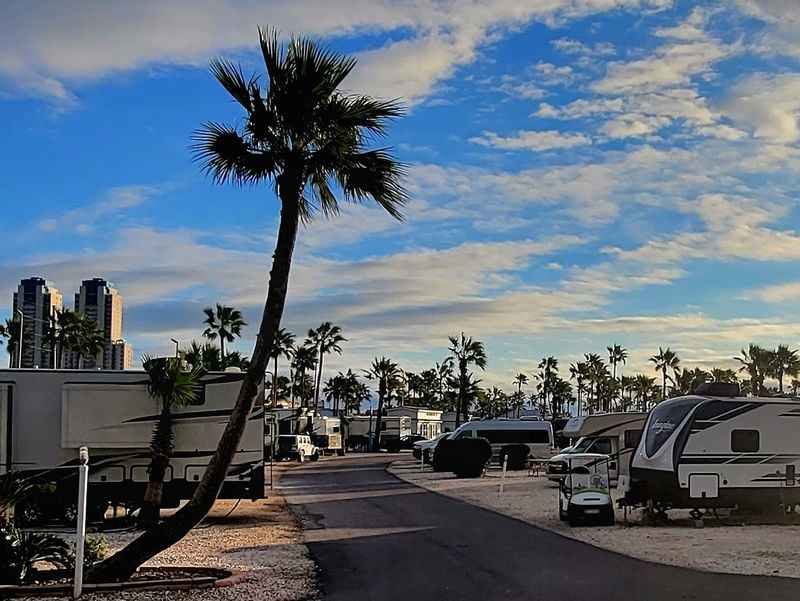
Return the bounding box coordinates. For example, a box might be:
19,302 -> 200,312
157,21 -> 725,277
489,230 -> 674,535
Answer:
634,374 -> 657,410
365,357 -> 402,451
735,344 -> 770,396
512,373 -> 528,397
1,319 -> 20,368
269,328 -> 295,407
770,344 -> 799,394
202,304 -> 246,358
89,31 -> 407,582
710,367 -> 738,384
292,344 -> 317,408
76,314 -> 105,369
583,354 -> 605,413
650,347 -> 679,401
448,333 -> 487,427
434,360 -> 454,409
535,356 -> 559,417
307,322 -> 346,411
607,344 -> 627,404
50,309 -> 82,369
139,356 -> 203,525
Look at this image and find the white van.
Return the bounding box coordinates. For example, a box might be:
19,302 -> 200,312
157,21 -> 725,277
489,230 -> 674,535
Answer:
451,418 -> 555,461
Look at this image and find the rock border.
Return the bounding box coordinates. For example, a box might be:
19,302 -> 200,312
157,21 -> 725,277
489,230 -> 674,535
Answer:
0,567 -> 239,597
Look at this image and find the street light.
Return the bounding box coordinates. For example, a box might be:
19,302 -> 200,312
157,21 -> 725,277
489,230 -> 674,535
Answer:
15,309 -> 23,369
170,338 -> 179,358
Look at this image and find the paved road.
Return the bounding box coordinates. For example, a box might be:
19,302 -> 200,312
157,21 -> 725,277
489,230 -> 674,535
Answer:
280,454 -> 800,601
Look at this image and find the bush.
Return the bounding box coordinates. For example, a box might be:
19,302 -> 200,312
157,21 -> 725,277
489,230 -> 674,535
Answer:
0,521 -> 71,584
499,444 -> 530,471
451,438 -> 492,478
73,535 -> 109,569
433,437 -> 492,478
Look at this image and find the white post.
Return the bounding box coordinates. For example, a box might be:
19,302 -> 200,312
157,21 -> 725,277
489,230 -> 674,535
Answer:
499,454 -> 508,496
73,446 -> 89,600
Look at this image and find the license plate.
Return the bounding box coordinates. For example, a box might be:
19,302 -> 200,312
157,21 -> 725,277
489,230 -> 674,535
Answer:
584,509 -> 600,515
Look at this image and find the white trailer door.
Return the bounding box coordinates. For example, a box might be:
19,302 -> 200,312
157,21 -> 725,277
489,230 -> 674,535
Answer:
0,384 -> 10,474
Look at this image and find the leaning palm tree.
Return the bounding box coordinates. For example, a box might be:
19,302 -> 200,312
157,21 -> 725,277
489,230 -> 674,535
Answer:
448,333 -> 487,427
202,304 -> 246,358
307,322 -> 346,411
365,357 -> 402,451
650,347 -> 679,401
139,356 -> 203,525
88,30 -> 406,582
269,328 -> 295,407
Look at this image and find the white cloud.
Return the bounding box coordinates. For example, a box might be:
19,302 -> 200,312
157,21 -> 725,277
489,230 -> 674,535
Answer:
744,281 -> 800,303
36,185 -> 163,235
552,38 -> 615,56
469,129 -> 592,151
600,114 -> 670,138
721,73 -> 800,143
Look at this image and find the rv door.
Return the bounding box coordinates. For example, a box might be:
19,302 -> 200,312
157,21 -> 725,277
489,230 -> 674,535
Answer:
0,384 -> 11,474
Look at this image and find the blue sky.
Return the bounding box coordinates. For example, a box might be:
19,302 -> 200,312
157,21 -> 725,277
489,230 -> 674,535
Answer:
3,0 -> 800,390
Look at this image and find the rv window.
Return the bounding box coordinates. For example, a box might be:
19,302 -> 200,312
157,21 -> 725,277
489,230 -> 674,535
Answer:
645,398 -> 700,457
731,429 -> 759,453
624,429 -> 642,449
479,429 -> 550,444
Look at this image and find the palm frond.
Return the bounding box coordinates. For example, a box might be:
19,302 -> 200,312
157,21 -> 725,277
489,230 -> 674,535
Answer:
209,58 -> 257,111
191,122 -> 277,185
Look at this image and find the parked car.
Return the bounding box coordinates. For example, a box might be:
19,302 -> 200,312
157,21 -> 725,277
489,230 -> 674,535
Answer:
276,434 -> 320,462
413,432 -> 450,463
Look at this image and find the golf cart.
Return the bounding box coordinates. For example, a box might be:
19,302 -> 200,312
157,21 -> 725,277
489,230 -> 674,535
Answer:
558,453 -> 615,526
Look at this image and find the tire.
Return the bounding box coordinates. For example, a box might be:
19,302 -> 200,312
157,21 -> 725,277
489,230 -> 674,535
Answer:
17,500 -> 44,525
311,451 -> 320,462
336,448 -> 345,456
604,506 -> 615,526
298,450 -> 305,463
559,500 -> 568,522
62,502 -> 79,525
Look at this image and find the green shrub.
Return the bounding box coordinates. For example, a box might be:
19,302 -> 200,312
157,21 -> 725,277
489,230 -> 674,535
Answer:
0,521 -> 71,584
499,444 -> 530,470
451,438 -> 492,478
79,535 -> 109,568
432,437 -> 456,472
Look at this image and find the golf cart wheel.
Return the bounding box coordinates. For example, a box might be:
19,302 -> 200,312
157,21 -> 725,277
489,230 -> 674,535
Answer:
62,502 -> 79,525
17,500 -> 44,525
603,506 -> 615,526
567,506 -> 581,527
311,451 -> 320,462
559,501 -> 568,522
298,450 -> 305,463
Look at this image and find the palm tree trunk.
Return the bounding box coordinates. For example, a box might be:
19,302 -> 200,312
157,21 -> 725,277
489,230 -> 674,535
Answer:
140,408 -> 173,526
273,355 -> 279,407
314,351 -> 324,412
662,368 -> 667,401
87,186 -> 301,582
373,384 -> 385,452
220,337 -> 225,360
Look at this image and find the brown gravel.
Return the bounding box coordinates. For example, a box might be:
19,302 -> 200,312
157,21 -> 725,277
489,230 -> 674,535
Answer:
26,468 -> 319,601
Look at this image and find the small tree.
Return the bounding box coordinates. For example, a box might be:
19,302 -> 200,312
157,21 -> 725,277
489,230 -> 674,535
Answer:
202,304 -> 246,358
139,356 -> 203,525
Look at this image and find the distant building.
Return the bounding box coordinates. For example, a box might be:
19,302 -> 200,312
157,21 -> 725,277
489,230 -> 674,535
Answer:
387,406 -> 442,439
65,278 -> 132,370
12,277 -> 63,368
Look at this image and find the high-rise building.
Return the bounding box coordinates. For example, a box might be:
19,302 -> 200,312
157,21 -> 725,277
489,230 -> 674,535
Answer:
12,277 -> 63,368
66,278 -> 133,370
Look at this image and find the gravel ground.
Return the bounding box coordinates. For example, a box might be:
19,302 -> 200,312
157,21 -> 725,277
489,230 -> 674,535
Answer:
390,458 -> 800,579
26,469 -> 319,601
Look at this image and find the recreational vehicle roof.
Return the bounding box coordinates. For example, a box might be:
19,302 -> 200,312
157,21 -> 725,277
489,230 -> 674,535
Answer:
561,412 -> 648,439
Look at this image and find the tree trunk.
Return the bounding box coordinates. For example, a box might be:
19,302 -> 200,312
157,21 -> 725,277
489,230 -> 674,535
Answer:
87,185 -> 301,583
314,351 -> 324,412
373,384 -> 385,452
273,355 -> 279,407
220,337 -> 225,360
140,408 -> 173,526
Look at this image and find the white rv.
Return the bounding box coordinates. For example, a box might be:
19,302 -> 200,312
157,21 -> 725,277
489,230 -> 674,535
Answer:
547,413 -> 646,485
623,383 -> 800,512
451,418 -> 555,461
346,415 -> 412,451
0,369 -> 265,523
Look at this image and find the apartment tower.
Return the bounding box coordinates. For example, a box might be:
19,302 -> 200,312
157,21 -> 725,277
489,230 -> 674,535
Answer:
68,278 -> 132,370
12,277 -> 63,368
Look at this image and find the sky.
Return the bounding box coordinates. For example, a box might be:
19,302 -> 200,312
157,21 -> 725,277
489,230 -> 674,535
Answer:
3,0 -> 800,392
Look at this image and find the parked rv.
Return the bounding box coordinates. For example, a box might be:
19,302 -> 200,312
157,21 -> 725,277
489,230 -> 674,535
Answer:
311,415 -> 345,456
451,418 -> 554,462
623,382 -> 800,513
547,412 -> 646,485
346,415 -> 412,451
0,369 -> 265,524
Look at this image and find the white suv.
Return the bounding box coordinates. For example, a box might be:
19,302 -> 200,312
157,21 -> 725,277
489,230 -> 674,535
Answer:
277,434 -> 320,463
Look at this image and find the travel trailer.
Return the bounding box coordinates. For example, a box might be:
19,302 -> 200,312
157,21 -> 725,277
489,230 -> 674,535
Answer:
0,369 -> 265,523
623,383 -> 800,512
548,412 -> 646,484
346,415 -> 412,451
451,418 -> 555,461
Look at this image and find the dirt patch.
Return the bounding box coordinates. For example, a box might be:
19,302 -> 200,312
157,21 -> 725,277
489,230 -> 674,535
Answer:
390,458 -> 800,578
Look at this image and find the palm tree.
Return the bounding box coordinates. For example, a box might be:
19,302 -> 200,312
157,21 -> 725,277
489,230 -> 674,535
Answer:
202,304 -> 246,358
307,322 -> 346,411
365,357 -> 402,451
269,329 -> 295,407
292,344 -> 317,408
1,319 -> 20,368
583,354 -> 605,413
607,344 -> 627,405
735,344 -> 770,396
50,309 -> 82,369
434,360 -> 454,409
770,345 -> 799,394
183,341 -> 224,371
535,356 -> 559,417
139,356 -> 203,525
512,373 -> 528,397
634,374 -> 657,410
76,314 -> 105,369
448,333 -> 487,427
710,367 -> 738,384
650,347 -> 680,401
89,31 -> 407,582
